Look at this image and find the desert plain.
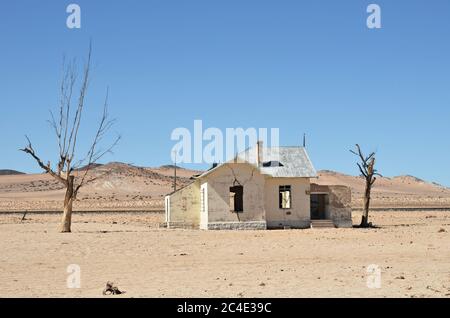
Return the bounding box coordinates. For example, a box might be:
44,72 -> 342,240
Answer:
0,163 -> 449,297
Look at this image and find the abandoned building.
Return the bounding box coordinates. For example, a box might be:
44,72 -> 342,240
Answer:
164,142 -> 352,230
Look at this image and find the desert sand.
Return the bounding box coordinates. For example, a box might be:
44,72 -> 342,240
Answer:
0,163 -> 449,298
0,210 -> 449,298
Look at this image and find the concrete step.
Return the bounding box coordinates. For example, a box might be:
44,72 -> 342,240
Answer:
311,220 -> 335,229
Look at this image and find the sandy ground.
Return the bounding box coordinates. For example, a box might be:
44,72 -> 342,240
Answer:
0,210 -> 449,298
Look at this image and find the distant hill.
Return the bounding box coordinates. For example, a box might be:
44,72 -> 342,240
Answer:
0,163 -> 449,211
75,163 -> 104,171
0,170 -> 25,176
159,164 -> 177,169
315,170 -> 450,208
317,170 -> 450,191
0,162 -> 201,211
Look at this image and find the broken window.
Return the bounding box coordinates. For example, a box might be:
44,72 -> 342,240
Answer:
279,185 -> 292,209
229,185 -> 243,213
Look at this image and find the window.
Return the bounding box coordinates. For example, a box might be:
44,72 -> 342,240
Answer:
229,185 -> 243,212
279,185 -> 292,209
263,161 -> 284,167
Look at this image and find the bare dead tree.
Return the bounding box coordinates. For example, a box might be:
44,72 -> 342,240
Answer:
20,44 -> 120,233
350,144 -> 381,228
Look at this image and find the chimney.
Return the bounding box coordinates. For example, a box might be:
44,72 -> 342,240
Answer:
256,140 -> 263,167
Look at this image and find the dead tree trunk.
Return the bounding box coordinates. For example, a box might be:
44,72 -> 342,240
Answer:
362,176 -> 372,227
61,176 -> 74,232
350,144 -> 380,228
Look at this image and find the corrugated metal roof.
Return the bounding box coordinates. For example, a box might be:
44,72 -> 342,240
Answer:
197,146 -> 317,178
237,146 -> 317,178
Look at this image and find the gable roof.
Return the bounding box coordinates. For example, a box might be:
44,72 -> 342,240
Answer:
196,146 -> 317,179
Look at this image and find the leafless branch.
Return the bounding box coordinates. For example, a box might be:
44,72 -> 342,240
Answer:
20,136 -> 67,186
68,42 -> 92,163
73,87 -> 120,195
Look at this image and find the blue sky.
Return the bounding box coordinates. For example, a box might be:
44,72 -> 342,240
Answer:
1,1 -> 449,186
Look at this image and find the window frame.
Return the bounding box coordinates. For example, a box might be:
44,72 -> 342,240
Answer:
279,185 -> 292,209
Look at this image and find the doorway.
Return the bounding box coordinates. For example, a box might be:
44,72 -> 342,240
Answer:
310,193 -> 329,220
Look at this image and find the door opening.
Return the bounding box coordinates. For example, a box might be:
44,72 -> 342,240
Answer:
310,193 -> 329,220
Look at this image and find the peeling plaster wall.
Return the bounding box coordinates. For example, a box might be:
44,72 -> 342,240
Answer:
328,185 -> 353,228
265,177 -> 311,229
166,180 -> 200,228
311,183 -> 353,228
201,163 -> 266,224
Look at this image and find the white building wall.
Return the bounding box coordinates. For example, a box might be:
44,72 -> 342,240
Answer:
201,163 -> 267,229
165,181 -> 201,228
200,182 -> 209,230
264,177 -> 311,229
